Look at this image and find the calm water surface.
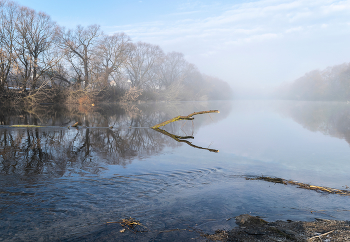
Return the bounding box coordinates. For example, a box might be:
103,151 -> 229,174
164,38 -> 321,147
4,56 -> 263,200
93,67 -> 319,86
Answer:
1,100 -> 350,241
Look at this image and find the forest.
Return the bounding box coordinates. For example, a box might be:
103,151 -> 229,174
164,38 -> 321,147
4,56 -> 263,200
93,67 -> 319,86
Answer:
276,62 -> 350,101
0,0 -> 233,106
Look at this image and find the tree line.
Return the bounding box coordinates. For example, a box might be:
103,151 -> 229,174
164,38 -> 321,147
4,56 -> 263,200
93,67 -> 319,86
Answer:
276,62 -> 350,101
0,0 -> 233,104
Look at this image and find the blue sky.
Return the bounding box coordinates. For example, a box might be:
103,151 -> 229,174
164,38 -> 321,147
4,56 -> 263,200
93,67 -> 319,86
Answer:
15,0 -> 350,90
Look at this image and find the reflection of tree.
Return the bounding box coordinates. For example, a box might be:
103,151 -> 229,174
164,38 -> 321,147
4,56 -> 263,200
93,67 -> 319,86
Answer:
0,102 -> 232,177
279,101 -> 350,145
0,128 -> 62,176
277,63 -> 350,101
0,108 -> 176,176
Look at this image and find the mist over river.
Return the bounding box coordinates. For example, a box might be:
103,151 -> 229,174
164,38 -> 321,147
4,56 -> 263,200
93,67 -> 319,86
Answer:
1,100 -> 350,241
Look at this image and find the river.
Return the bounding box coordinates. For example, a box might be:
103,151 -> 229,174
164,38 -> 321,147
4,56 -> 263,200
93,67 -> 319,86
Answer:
1,100 -> 350,241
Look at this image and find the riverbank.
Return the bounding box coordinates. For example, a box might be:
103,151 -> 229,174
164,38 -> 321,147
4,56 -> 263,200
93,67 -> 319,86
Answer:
67,214 -> 350,241
205,214 -> 350,241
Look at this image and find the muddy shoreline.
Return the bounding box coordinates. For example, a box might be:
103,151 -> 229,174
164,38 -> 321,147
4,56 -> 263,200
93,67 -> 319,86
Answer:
205,214 -> 350,241
65,214 -> 350,242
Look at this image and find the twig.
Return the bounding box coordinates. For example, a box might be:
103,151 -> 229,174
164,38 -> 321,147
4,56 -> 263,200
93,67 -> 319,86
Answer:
308,230 -> 335,241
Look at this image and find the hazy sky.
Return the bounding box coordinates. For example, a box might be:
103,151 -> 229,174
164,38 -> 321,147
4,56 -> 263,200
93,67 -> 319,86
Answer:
15,0 -> 350,89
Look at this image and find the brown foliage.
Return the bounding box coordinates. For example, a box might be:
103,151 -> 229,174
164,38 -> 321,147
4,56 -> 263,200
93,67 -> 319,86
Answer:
120,86 -> 142,102
78,95 -> 93,106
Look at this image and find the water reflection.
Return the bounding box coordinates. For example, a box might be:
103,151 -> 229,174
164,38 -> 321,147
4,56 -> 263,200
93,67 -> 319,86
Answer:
3,101 -> 350,241
152,127 -> 219,152
279,101 -> 350,145
0,102 -> 230,177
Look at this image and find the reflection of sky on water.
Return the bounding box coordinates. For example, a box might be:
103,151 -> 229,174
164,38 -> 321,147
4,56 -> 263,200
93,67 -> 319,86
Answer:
2,101 -> 350,241
194,101 -> 350,188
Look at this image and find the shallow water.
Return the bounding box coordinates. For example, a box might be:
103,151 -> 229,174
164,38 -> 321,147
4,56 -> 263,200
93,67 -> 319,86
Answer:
1,100 -> 350,241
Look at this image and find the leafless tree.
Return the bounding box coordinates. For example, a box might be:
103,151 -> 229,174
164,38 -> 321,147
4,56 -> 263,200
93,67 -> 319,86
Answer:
92,33 -> 131,88
0,0 -> 17,91
0,0 -> 233,104
156,52 -> 196,100
61,24 -> 102,89
158,52 -> 191,88
14,6 -> 61,90
125,42 -> 164,89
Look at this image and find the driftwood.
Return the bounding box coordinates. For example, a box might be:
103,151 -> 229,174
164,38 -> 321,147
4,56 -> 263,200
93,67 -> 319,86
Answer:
7,125 -> 44,128
247,176 -> 350,195
151,110 -> 219,129
150,110 -> 220,152
308,230 -> 335,241
71,122 -> 80,128
152,128 -> 219,153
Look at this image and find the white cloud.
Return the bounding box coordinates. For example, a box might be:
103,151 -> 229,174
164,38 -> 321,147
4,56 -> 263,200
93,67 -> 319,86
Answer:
285,26 -> 303,33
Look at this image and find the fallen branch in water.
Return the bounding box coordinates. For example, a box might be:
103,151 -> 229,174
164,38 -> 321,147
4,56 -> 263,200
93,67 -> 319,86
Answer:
71,122 -> 81,128
247,176 -> 350,195
151,110 -> 219,129
152,128 -> 219,153
8,125 -> 44,128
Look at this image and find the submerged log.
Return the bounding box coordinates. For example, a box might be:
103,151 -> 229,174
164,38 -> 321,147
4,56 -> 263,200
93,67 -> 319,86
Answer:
151,110 -> 219,129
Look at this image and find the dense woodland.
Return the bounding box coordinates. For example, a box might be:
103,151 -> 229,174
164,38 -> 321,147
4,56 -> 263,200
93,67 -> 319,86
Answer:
276,62 -> 350,101
0,0 -> 233,105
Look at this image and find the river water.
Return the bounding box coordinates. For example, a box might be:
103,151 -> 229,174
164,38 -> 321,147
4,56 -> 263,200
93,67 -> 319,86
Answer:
1,100 -> 350,241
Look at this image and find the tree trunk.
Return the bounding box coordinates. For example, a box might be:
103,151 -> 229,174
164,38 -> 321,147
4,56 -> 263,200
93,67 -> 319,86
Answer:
84,45 -> 89,88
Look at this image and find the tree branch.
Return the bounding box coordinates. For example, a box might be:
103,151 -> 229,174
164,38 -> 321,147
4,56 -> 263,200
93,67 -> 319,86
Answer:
151,110 -> 219,129
152,127 -> 219,153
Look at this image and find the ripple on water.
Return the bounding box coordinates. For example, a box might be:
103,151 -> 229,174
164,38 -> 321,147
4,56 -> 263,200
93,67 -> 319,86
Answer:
2,166 -> 350,241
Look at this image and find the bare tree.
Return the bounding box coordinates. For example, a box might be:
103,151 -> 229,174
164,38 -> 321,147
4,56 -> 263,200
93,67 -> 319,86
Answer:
0,0 -> 233,104
61,24 -> 102,89
92,33 -> 131,88
158,52 -> 190,89
125,42 -> 164,89
0,0 -> 17,91
14,6 -> 61,90
155,51 -> 196,100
